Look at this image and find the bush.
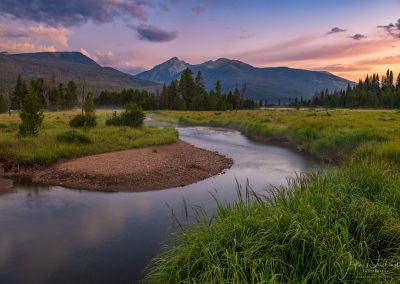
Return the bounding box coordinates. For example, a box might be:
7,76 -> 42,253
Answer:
69,114 -> 85,128
84,114 -> 97,128
56,130 -> 91,144
106,103 -> 144,127
69,114 -> 97,128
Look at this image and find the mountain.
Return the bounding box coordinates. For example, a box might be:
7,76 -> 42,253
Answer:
137,57 -> 354,101
138,57 -> 191,83
0,52 -> 160,95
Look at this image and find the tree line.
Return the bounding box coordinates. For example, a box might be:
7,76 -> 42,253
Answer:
96,68 -> 257,110
0,74 -> 79,113
293,70 -> 400,109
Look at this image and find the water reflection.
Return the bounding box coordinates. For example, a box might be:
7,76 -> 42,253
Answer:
0,126 -> 322,284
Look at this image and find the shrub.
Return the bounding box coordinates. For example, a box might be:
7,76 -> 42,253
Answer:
106,103 -> 144,127
56,130 -> 91,144
69,114 -> 97,128
83,114 -> 97,128
69,114 -> 85,128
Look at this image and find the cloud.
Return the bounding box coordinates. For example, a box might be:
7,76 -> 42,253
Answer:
232,35 -> 397,66
95,50 -> 115,65
136,24 -> 177,42
78,48 -> 117,65
349,34 -> 366,40
377,18 -> 400,38
357,55 -> 400,66
316,64 -> 373,72
0,0 -> 149,27
326,27 -> 346,34
0,22 -> 70,52
191,6 -> 206,15
80,48 -> 92,58
240,34 -> 252,40
0,41 -> 56,53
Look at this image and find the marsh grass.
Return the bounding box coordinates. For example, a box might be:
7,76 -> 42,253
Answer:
156,109 -> 400,163
0,109 -> 178,168
144,160 -> 400,283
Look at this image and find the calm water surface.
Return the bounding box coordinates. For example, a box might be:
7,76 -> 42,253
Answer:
0,126 -> 322,284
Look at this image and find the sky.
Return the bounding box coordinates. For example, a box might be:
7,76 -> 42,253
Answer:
0,0 -> 399,81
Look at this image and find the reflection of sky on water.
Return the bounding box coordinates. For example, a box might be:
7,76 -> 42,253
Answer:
0,126 -> 322,284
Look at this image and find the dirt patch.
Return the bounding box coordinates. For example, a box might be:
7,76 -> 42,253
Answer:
29,140 -> 233,192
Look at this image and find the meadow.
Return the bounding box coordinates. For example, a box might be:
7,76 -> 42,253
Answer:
145,109 -> 400,283
0,109 -> 178,169
153,108 -> 400,163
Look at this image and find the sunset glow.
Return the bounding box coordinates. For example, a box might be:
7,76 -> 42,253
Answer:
0,0 -> 399,80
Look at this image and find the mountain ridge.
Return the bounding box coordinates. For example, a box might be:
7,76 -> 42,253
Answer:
0,51 -> 160,95
138,57 -> 354,101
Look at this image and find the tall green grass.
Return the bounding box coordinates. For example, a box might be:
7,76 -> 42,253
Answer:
144,160 -> 400,283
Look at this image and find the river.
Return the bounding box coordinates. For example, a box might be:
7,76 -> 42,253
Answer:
0,125 -> 322,284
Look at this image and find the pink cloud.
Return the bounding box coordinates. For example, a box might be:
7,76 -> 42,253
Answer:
0,22 -> 71,53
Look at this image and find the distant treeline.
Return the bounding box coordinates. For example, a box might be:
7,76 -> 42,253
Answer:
293,70 -> 400,109
1,69 -> 257,113
96,68 -> 257,110
1,75 -> 79,112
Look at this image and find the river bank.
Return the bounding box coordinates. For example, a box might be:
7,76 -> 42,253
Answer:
144,110 -> 400,283
3,140 -> 232,192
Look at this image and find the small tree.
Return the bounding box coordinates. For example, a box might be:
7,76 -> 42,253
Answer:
69,91 -> 96,128
83,92 -> 96,128
19,84 -> 44,136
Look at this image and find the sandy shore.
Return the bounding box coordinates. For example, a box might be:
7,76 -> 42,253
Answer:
28,140 -> 232,192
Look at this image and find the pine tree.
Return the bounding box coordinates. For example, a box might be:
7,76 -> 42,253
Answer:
179,68 -> 195,108
48,87 -> 60,110
83,92 -> 96,114
396,73 -> 400,91
215,80 -> 222,96
11,75 -> 27,110
64,81 -> 78,109
389,70 -> 394,89
233,85 -> 241,109
19,83 -> 44,136
195,71 -> 206,96
159,84 -> 169,109
0,95 -> 8,113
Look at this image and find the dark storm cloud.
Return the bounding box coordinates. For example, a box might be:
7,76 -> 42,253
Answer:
136,24 -> 177,42
0,0 -> 149,27
326,27 -> 346,34
349,34 -> 366,40
377,19 -> 400,38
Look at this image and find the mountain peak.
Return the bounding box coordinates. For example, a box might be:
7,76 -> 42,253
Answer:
167,56 -> 181,63
137,57 -> 190,83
